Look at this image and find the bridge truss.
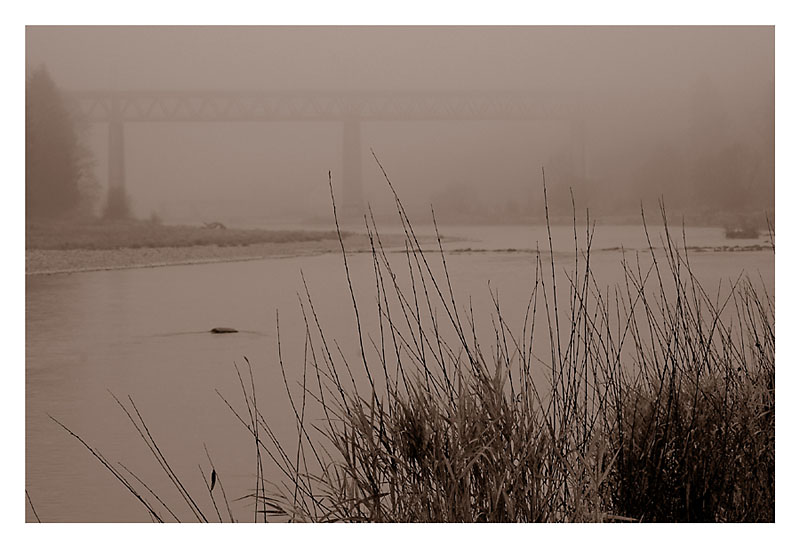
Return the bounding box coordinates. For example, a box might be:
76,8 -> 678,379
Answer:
65,90 -> 587,215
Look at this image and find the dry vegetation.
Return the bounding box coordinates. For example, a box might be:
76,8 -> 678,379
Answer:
245,168 -> 774,523
50,165 -> 775,523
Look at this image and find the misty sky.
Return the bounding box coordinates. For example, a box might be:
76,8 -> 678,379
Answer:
25,26 -> 774,223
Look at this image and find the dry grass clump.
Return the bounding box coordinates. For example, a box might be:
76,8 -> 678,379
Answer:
248,163 -> 774,522
607,279 -> 774,522
51,160 -> 774,523
601,214 -> 774,522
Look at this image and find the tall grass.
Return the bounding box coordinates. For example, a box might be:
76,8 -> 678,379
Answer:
249,162 -> 773,522
52,161 -> 774,523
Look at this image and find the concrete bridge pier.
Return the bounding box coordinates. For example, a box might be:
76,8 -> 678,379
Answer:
341,117 -> 364,220
106,95 -> 129,218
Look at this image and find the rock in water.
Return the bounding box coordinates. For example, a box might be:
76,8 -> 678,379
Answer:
210,327 -> 238,334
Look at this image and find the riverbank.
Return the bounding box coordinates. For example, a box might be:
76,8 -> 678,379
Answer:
26,219 -> 346,250
25,220 -> 402,275
27,237 -> 357,275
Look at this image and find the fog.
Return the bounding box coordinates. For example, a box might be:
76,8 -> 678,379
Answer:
25,26 -> 774,225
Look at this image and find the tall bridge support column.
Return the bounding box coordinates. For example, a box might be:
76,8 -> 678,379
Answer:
341,117 -> 364,219
570,118 -> 586,183
105,95 -> 129,218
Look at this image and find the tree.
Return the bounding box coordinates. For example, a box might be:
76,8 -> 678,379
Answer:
26,65 -> 95,218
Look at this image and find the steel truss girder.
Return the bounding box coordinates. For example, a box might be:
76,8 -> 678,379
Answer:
65,90 -> 585,123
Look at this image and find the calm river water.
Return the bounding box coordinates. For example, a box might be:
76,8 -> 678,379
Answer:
26,223 -> 773,522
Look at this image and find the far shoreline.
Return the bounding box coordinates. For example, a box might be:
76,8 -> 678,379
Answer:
25,233 -> 410,276
25,218 -> 407,275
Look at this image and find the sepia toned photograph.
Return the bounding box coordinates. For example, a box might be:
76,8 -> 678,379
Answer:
23,23 -> 775,526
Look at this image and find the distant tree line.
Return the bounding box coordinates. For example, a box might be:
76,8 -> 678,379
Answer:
428,77 -> 774,226
26,65 -> 99,219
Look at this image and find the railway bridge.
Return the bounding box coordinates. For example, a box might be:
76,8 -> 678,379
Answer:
65,89 -> 587,217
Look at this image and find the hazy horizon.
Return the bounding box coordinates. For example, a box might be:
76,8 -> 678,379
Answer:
26,26 -> 774,225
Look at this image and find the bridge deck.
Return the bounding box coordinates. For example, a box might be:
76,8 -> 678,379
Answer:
65,90 -> 586,123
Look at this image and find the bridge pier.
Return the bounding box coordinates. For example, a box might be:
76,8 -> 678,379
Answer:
341,117 -> 364,219
105,95 -> 129,218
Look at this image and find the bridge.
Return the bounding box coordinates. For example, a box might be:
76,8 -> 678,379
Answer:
65,90 -> 588,217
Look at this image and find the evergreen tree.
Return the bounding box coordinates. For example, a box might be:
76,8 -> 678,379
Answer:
26,65 -> 86,218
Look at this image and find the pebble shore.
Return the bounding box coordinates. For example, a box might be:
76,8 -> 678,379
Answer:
26,234 -> 393,275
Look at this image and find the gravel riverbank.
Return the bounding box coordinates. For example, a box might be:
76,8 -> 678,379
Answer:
26,234 -> 396,275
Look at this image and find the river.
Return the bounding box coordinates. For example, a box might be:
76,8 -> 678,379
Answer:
25,223 -> 774,522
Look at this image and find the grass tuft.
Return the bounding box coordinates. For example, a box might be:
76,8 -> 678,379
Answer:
51,161 -> 774,523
